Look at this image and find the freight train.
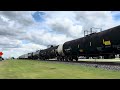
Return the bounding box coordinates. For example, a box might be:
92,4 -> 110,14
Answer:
18,25 -> 120,61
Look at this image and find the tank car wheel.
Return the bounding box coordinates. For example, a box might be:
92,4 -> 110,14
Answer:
75,58 -> 78,62
109,54 -> 115,59
97,56 -> 100,59
57,57 -> 60,61
103,55 -> 109,59
69,57 -> 73,61
57,57 -> 59,61
86,56 -> 89,59
75,56 -> 78,62
60,57 -> 63,61
65,57 -> 68,62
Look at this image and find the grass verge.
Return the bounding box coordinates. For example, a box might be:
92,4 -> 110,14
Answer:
0,60 -> 120,79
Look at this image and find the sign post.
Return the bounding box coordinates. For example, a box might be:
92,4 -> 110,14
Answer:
0,52 -> 3,61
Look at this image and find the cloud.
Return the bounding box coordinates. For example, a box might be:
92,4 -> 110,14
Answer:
0,36 -> 22,48
0,11 -> 120,58
0,11 -> 37,58
0,11 -> 35,27
46,17 -> 83,38
74,11 -> 120,30
44,11 -> 120,38
22,29 -> 73,46
0,11 -> 34,38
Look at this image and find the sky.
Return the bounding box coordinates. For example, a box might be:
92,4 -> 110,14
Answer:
0,11 -> 120,58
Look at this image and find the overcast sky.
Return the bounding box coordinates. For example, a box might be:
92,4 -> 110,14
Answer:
0,11 -> 120,58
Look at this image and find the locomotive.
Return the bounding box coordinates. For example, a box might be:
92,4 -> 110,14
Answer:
18,25 -> 120,61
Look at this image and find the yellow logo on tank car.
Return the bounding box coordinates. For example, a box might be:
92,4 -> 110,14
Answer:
103,39 -> 111,45
80,49 -> 83,52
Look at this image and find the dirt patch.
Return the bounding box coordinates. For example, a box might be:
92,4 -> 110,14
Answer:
0,61 -> 8,66
49,68 -> 56,70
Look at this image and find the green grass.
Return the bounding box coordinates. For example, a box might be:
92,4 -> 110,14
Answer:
0,60 -> 120,79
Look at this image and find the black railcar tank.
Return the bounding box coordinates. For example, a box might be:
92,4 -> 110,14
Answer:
56,25 -> 120,61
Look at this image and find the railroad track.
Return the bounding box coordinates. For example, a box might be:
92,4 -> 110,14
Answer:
41,59 -> 120,65
39,59 -> 120,71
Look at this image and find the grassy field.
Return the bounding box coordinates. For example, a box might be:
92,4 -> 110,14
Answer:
0,60 -> 120,79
